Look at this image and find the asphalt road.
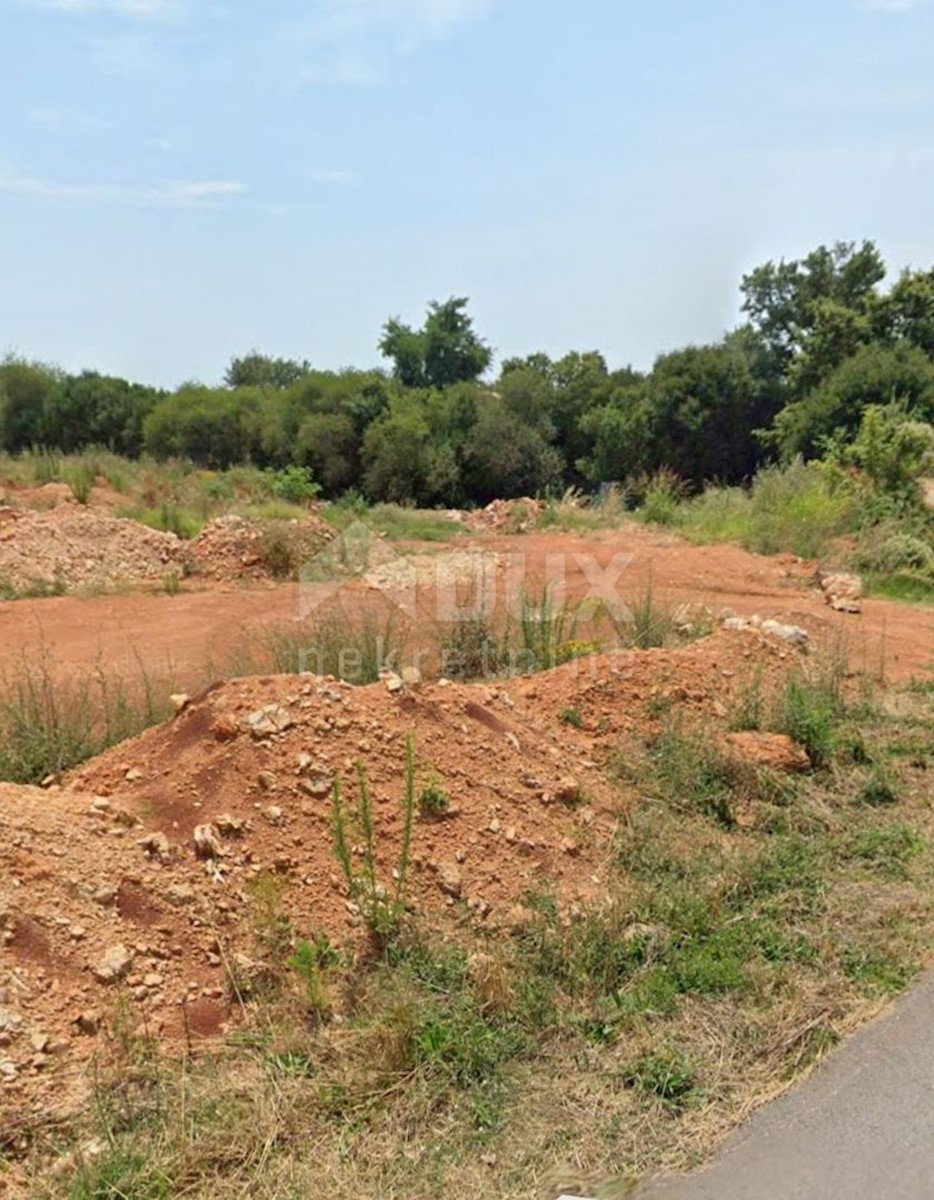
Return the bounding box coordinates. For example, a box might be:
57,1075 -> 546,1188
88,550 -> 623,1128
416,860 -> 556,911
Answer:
636,969 -> 934,1200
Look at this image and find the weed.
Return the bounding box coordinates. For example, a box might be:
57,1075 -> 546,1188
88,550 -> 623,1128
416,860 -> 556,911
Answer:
515,585 -> 578,672
730,665 -> 765,732
263,465 -> 321,505
644,723 -> 753,827
28,447 -> 61,485
330,737 -> 416,948
267,604 -> 407,684
161,569 -> 182,596
775,674 -> 840,768
289,936 -> 338,1021
137,502 -> 203,540
839,944 -> 916,994
623,1049 -> 699,1112
620,576 -> 679,650
64,461 -> 95,504
259,522 -> 303,579
559,706 -> 583,729
843,824 -> 923,880
440,613 -> 504,680
419,777 -> 450,818
858,766 -> 900,807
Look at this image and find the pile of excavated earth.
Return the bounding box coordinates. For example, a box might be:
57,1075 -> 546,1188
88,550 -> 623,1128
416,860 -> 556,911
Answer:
0,625 -> 810,1136
0,505 -> 333,592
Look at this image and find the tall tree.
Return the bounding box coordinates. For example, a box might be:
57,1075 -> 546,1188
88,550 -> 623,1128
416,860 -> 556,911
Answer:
379,298 -> 492,389
740,241 -> 885,388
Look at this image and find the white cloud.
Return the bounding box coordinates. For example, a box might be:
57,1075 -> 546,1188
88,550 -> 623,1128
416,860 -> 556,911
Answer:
0,171 -> 245,207
287,0 -> 495,85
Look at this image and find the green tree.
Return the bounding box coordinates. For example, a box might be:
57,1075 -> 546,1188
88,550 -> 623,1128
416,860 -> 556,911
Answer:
461,393 -> 563,503
143,386 -> 263,467
296,411 -> 360,495
580,342 -> 766,487
0,357 -> 60,452
741,240 -> 885,371
42,372 -> 162,456
874,268 -> 934,356
768,342 -> 934,461
224,352 -> 311,390
379,298 -> 492,389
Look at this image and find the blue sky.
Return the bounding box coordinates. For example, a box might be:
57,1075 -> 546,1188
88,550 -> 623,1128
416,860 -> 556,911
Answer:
2,0 -> 933,387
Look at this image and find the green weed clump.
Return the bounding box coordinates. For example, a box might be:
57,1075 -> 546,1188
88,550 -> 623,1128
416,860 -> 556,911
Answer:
330,737 -> 416,948
419,777 -> 450,818
677,461 -> 858,559
137,502 -> 203,540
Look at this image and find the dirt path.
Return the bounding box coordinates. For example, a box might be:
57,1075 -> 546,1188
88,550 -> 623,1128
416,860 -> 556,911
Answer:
0,525 -> 931,684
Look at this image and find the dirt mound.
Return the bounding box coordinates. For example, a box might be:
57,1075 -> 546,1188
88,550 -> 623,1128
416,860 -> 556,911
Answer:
0,628 -> 801,1130
461,497 -> 546,533
188,515 -> 334,582
0,506 -> 183,592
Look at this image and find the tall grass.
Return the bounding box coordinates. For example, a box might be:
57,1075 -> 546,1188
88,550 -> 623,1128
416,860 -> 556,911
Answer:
0,650 -> 174,784
264,604 -> 409,684
678,461 -> 858,558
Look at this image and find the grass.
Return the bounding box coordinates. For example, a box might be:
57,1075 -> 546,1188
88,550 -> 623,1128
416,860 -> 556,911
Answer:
673,461 -> 859,559
264,602 -> 409,684
14,671 -> 934,1198
323,501 -> 465,543
0,648 -> 174,784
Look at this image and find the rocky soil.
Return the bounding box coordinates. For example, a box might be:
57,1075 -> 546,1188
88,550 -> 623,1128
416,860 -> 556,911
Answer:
0,626 -> 802,1137
0,507 -> 334,593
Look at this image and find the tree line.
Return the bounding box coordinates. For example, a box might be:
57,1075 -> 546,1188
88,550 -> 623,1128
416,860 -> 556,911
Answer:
2,240 -> 933,507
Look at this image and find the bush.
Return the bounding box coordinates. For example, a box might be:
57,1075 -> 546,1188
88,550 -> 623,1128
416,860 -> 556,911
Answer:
263,466 -> 321,505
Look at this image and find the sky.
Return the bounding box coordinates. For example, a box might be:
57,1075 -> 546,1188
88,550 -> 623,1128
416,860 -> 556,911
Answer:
1,0 -> 933,388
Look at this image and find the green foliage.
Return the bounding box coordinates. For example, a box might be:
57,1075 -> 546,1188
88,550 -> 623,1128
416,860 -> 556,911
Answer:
843,824 -> 923,880
379,297 -> 492,389
330,738 -> 416,947
262,465 -> 321,504
0,653 -> 172,784
289,936 -> 338,1020
224,351 -> 311,390
623,1050 -> 700,1112
419,778 -> 450,818
0,357 -> 61,452
741,240 -> 885,374
623,576 -> 680,649
64,461 -> 96,505
267,605 -> 406,683
137,502 -> 203,540
643,724 -> 751,827
559,706 -> 583,729
516,586 -> 578,673
770,343 -> 934,462
775,671 -> 842,769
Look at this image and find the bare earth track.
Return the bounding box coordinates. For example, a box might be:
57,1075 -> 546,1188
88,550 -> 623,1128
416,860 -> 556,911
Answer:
1,524 -> 931,684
